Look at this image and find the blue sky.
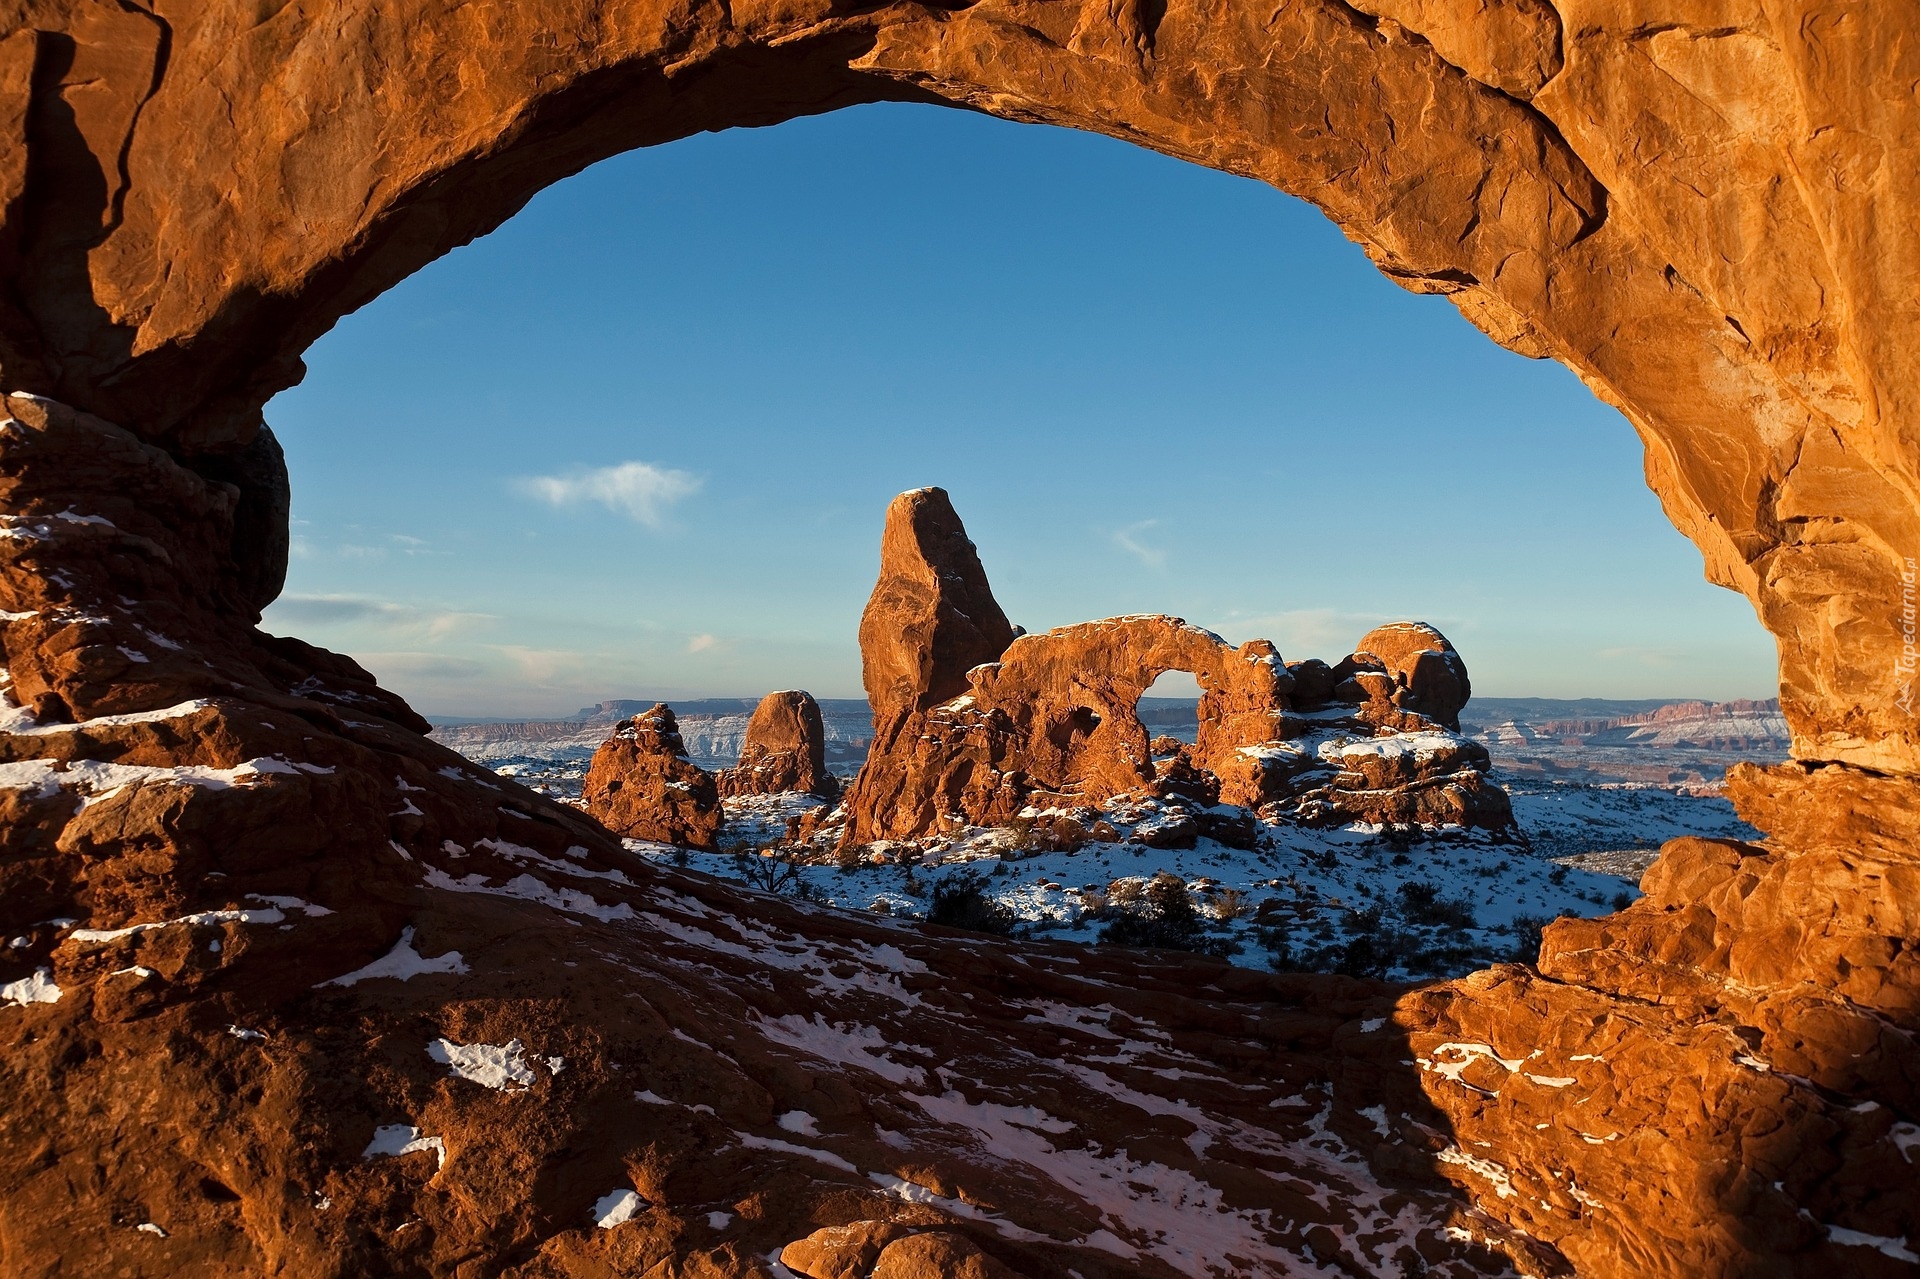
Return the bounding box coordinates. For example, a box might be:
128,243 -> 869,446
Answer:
261,103 -> 1779,719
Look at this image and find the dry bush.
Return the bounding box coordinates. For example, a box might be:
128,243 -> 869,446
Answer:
1209,888 -> 1249,922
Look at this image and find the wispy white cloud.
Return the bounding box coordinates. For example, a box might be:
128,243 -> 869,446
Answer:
356,651 -> 492,682
268,593 -> 495,639
289,532 -> 446,561
1111,520 -> 1167,569
1219,608 -> 1391,660
687,633 -> 721,653
516,460 -> 702,527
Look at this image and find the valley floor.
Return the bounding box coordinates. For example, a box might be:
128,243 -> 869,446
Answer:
485,752 -> 1762,982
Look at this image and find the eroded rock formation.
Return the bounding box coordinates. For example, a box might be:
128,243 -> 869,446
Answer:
581,704 -> 723,848
840,492 -> 1507,843
0,2 -> 1915,1275
716,690 -> 836,799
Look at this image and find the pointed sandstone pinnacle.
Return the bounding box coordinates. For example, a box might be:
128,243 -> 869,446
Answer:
858,487 -> 1018,724
581,703 -> 722,848
840,489 -> 1019,842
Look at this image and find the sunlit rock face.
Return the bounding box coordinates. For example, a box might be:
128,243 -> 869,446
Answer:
716,690 -> 837,800
0,0 -> 1911,776
582,703 -> 725,848
839,489 -> 1510,843
0,2 -> 1916,1275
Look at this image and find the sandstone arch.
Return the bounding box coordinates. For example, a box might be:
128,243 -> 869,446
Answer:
0,3 -> 1915,1276
1,0 -> 1914,773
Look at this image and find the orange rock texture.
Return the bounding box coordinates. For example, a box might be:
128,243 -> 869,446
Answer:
716,690 -> 836,799
582,703 -> 724,848
840,488 -> 1508,841
0,2 -> 1915,1275
0,0 -> 1909,775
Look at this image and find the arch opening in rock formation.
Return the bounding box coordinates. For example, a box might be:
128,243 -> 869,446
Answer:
0,5 -> 1915,1277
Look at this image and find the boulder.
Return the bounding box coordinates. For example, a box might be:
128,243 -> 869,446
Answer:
717,689 -> 835,798
581,704 -> 722,848
780,1221 -> 917,1278
1350,621 -> 1472,729
872,1231 -> 1025,1279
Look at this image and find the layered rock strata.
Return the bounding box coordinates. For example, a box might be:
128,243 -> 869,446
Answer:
716,690 -> 836,799
581,703 -> 723,849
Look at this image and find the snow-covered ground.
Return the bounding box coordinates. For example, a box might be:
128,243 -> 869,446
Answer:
1506,776 -> 1761,870
627,809 -> 1635,982
478,744 -> 1766,983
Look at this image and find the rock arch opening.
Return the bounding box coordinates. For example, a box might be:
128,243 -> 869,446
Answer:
0,5 -> 1912,1277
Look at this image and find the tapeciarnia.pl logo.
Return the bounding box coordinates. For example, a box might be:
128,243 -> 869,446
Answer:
1899,557 -> 1918,716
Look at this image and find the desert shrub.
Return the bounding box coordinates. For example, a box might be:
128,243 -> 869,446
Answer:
1396,881 -> 1477,929
1549,865 -> 1570,885
1255,923 -> 1295,969
926,873 -> 1018,936
1098,873 -> 1239,958
835,843 -> 863,874
1107,877 -> 1147,907
1208,888 -> 1250,922
1612,890 -> 1634,911
732,849 -> 817,900
1505,911 -> 1574,962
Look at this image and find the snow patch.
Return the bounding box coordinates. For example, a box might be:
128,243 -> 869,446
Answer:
422,867 -> 634,923
1826,1226 -> 1920,1263
318,927 -> 468,988
363,1124 -> 447,1168
738,1132 -> 859,1174
427,1037 -> 540,1092
592,1188 -> 646,1228
1,968 -> 61,1007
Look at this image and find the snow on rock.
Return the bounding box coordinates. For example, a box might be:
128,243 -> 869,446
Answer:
592,1188 -> 646,1228
754,1014 -> 925,1086
362,1125 -> 447,1168
1825,1226 -> 1920,1263
737,1133 -> 860,1174
422,867 -> 635,923
776,1110 -> 819,1136
0,756 -> 325,807
317,926 -> 468,988
426,1037 -> 548,1092
1,968 -> 61,1007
